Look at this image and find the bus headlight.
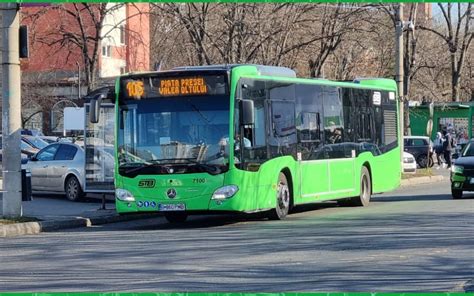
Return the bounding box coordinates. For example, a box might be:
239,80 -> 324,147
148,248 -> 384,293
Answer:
451,165 -> 464,174
212,185 -> 239,200
115,188 -> 135,202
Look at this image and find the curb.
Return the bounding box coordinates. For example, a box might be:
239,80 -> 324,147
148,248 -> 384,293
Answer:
0,213 -> 159,238
400,175 -> 446,187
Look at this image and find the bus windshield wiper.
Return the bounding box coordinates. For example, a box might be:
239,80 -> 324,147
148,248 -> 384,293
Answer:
120,158 -> 221,176
158,158 -> 221,175
120,160 -> 165,175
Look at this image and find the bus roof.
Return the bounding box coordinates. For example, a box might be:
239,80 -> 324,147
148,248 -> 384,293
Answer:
121,64 -> 397,92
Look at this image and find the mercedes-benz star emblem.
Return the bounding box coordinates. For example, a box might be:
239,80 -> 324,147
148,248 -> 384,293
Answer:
166,188 -> 177,199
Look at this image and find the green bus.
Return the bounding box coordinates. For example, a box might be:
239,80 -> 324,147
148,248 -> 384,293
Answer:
108,64 -> 401,223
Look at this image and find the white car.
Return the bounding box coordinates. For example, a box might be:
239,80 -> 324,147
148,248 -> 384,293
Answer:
403,152 -> 417,173
26,143 -> 86,201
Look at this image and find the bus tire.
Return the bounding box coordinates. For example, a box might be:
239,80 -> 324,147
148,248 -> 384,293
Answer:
268,172 -> 291,220
451,189 -> 463,199
164,212 -> 188,223
350,166 -> 371,207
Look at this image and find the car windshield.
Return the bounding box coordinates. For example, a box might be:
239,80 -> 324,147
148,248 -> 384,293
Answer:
24,136 -> 49,149
21,140 -> 35,150
118,96 -> 230,175
462,142 -> 474,157
0,136 -> 35,150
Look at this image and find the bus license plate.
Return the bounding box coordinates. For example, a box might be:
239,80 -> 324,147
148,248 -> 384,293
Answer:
158,203 -> 186,211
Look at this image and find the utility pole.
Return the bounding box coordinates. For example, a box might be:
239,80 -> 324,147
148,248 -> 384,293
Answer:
1,3 -> 22,218
395,3 -> 404,163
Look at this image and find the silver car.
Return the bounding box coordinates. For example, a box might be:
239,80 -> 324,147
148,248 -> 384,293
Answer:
26,143 -> 85,201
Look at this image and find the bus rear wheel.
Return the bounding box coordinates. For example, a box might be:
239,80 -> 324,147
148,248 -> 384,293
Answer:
268,172 -> 291,220
164,212 -> 188,223
348,166 -> 371,207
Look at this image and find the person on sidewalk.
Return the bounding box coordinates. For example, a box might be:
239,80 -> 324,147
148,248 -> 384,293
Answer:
434,131 -> 445,169
442,129 -> 453,169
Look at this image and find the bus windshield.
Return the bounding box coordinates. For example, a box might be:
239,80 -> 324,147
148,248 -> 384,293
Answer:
117,96 -> 230,176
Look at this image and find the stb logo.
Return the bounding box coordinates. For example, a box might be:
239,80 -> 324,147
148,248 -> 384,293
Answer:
166,188 -> 177,199
138,179 -> 155,188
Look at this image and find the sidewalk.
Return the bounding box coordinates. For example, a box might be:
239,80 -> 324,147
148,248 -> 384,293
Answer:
0,193 -> 158,237
400,166 -> 450,186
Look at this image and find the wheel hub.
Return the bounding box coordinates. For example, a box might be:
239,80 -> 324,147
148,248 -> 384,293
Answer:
277,183 -> 290,209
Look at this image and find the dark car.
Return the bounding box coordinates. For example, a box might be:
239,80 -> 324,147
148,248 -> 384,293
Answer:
450,140 -> 474,199
403,136 -> 434,168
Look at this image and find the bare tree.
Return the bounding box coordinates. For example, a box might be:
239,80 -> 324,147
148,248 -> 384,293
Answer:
307,4 -> 364,78
151,3 -> 364,74
419,3 -> 473,102
23,3 -> 147,92
20,73 -> 62,131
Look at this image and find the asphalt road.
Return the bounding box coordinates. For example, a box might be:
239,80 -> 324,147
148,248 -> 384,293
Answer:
0,181 -> 473,292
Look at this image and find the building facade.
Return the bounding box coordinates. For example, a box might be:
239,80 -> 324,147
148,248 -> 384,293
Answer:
1,3 -> 150,134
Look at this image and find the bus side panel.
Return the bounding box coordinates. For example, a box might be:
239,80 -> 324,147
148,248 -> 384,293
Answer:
328,158 -> 356,192
298,160 -> 330,203
357,147 -> 401,194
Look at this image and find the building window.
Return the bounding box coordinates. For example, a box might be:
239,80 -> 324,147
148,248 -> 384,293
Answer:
102,45 -> 111,57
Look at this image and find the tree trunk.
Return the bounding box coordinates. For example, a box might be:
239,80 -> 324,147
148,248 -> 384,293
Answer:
451,52 -> 459,102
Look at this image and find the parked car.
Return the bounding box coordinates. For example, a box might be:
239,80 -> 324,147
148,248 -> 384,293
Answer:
26,143 -> 86,201
0,150 -> 29,172
402,152 -> 417,173
22,135 -> 49,150
39,136 -> 60,144
39,136 -> 74,144
450,139 -> 474,199
404,136 -> 434,168
0,135 -> 39,157
21,129 -> 44,137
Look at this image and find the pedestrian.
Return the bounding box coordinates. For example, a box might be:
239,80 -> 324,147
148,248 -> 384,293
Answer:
434,131 -> 445,168
442,129 -> 453,169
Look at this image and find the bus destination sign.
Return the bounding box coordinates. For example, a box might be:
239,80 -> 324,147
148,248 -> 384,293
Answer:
121,74 -> 227,101
159,77 -> 208,96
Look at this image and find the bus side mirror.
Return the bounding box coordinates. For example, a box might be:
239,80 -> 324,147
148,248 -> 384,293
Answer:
89,93 -> 106,123
239,99 -> 254,126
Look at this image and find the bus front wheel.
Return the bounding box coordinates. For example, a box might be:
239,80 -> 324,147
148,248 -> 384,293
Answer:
451,189 -> 463,199
349,166 -> 371,207
268,172 -> 291,220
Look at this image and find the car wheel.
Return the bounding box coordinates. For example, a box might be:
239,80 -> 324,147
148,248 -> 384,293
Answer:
65,175 -> 84,202
451,189 -> 463,199
268,172 -> 291,220
164,212 -> 188,223
417,154 -> 429,168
